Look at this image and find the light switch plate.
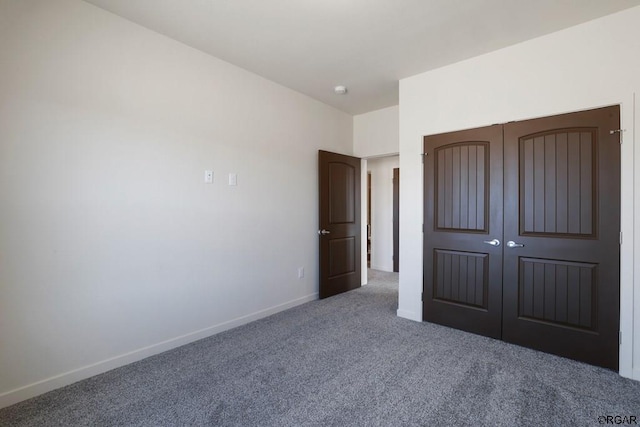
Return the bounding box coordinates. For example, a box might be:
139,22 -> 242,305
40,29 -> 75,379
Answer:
204,170 -> 213,183
228,173 -> 237,186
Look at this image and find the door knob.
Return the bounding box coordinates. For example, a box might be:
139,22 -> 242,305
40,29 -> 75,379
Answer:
506,240 -> 524,248
483,239 -> 500,246
318,229 -> 331,235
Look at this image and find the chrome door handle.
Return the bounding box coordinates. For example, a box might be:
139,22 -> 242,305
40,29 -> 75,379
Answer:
483,239 -> 500,247
318,229 -> 330,235
506,240 -> 524,248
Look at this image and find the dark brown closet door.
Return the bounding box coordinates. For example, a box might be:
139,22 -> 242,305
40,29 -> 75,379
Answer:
502,106 -> 620,369
423,125 -> 504,338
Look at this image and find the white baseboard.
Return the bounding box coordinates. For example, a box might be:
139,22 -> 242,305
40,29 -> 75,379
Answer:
632,368 -> 640,382
370,264 -> 393,273
397,308 -> 421,322
0,293 -> 318,409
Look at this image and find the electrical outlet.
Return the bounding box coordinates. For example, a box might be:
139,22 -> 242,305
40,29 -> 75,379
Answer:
204,170 -> 213,183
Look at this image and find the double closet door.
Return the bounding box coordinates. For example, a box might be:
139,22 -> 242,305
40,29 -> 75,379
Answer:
423,106 -> 620,370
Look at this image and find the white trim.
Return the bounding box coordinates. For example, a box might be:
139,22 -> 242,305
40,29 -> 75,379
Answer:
361,158 -> 369,286
619,94 -> 635,379
0,293 -> 318,409
397,308 -> 421,322
370,265 -> 393,273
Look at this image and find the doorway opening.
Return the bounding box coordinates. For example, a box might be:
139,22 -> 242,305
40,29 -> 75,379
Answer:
365,155 -> 399,281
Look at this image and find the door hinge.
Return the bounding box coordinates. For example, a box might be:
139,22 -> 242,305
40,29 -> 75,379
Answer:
610,129 -> 625,144
421,292 -> 424,302
620,231 -> 623,245
620,331 -> 622,345
422,223 -> 425,233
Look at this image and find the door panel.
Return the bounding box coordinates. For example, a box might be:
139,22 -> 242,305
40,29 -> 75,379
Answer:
328,162 -> 356,223
519,129 -> 596,237
517,258 -> 596,330
435,142 -> 488,231
423,125 -> 503,339
433,250 -> 488,308
319,150 -> 361,299
502,106 -> 620,369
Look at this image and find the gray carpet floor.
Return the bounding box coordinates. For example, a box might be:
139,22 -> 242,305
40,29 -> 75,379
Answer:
2,269 -> 639,426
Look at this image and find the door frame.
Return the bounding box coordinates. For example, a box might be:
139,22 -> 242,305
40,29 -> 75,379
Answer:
393,167 -> 400,273
359,154 -> 401,285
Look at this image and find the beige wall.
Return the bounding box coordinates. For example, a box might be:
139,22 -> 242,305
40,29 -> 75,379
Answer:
0,0 -> 353,406
354,106 -> 399,158
399,6 -> 640,379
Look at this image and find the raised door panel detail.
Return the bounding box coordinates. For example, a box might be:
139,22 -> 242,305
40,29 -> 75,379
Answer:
329,237 -> 356,278
435,142 -> 488,232
433,249 -> 488,309
329,162 -> 356,225
518,257 -> 597,330
519,129 -> 596,237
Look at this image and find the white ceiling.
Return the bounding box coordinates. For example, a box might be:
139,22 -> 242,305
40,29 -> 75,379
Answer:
83,0 -> 640,115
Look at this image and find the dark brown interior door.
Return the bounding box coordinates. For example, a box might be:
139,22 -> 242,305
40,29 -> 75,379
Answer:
318,150 -> 361,299
393,168 -> 400,273
502,106 -> 620,369
423,125 -> 504,338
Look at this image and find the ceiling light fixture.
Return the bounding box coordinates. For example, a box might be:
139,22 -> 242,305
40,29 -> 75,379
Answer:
334,85 -> 347,95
